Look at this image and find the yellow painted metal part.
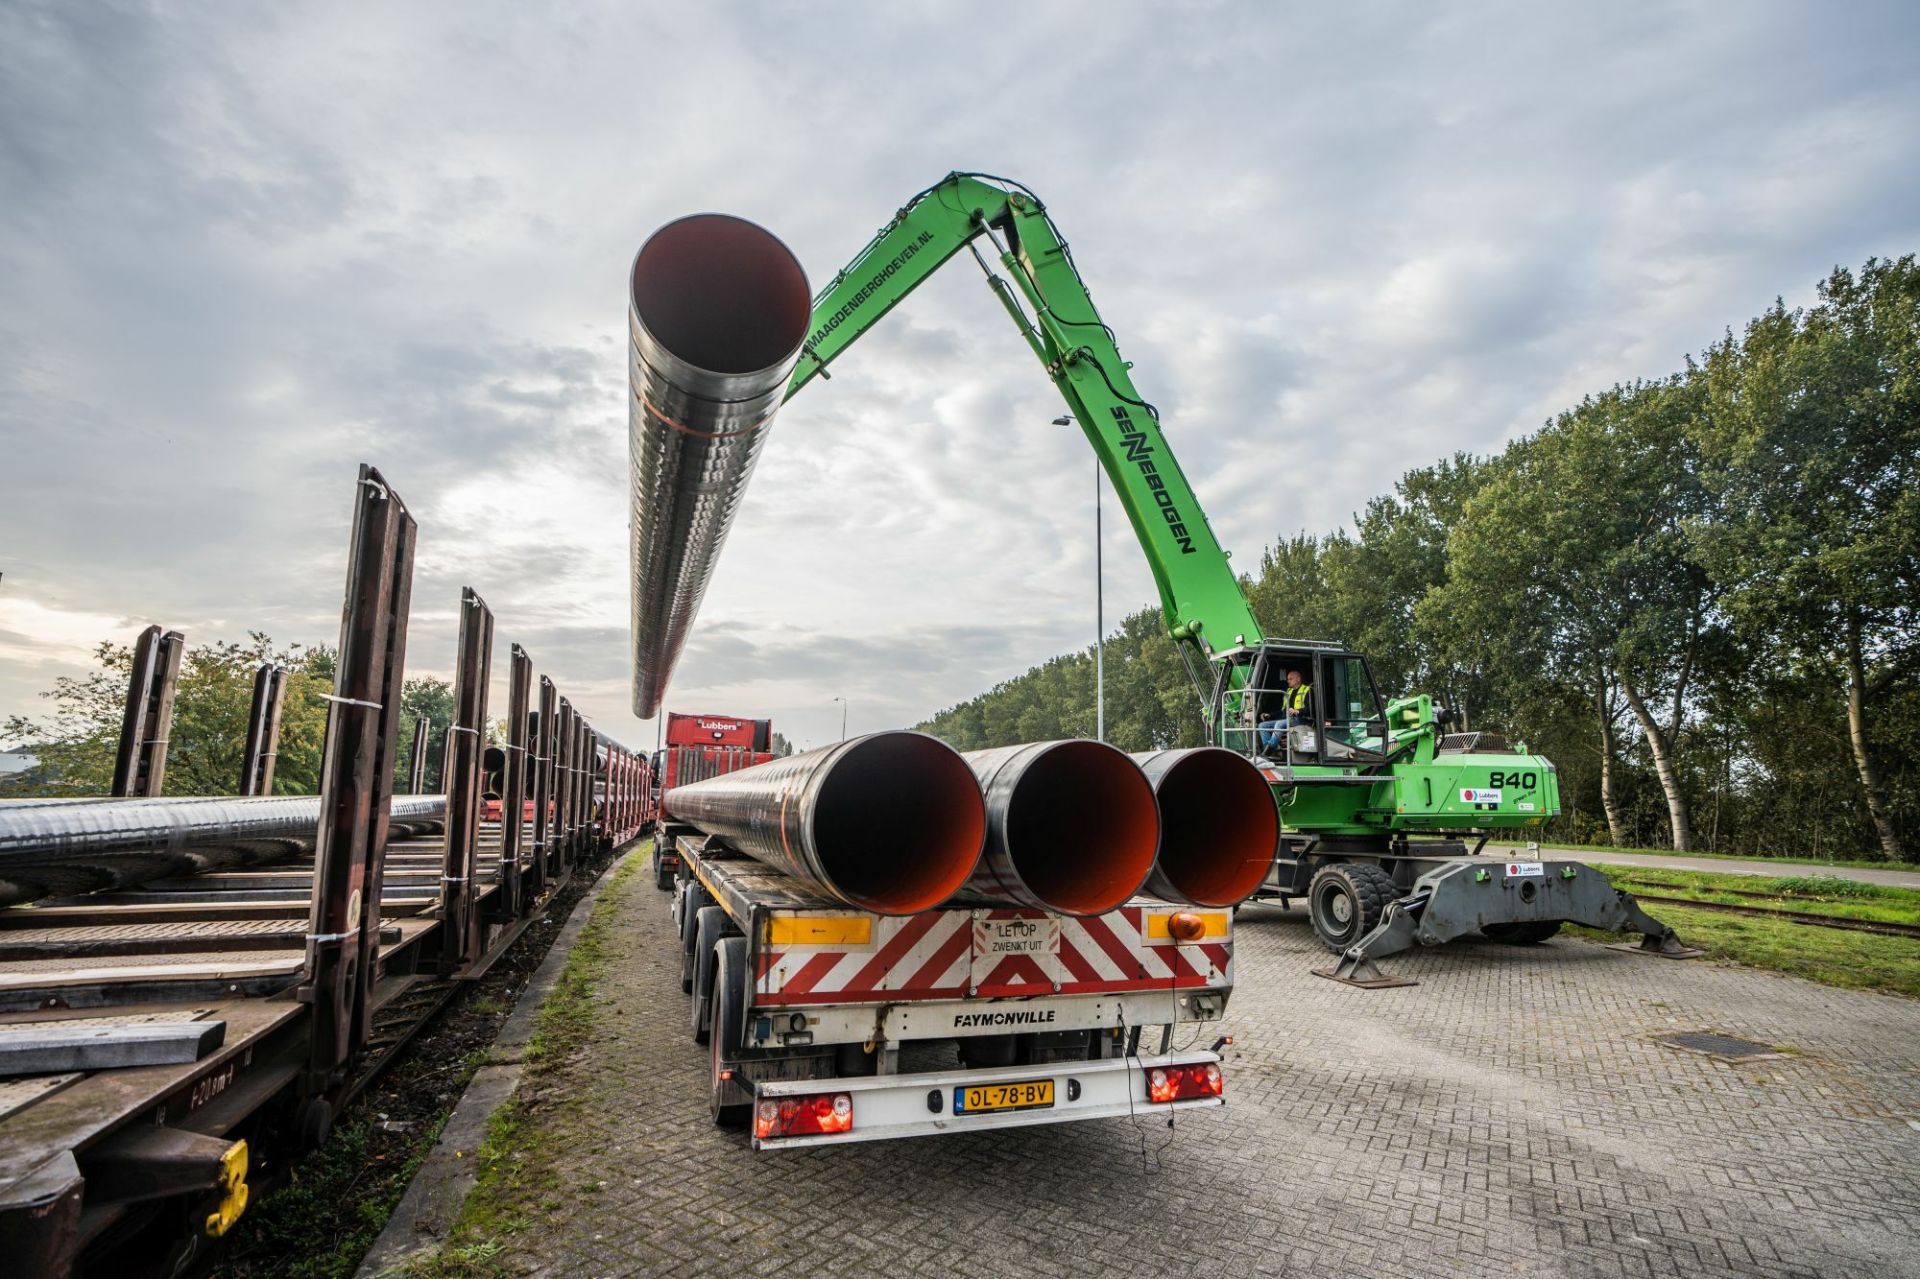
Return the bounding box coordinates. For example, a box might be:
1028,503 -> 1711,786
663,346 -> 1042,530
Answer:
204,1138 -> 249,1237
1144,911 -> 1229,941
766,915 -> 872,946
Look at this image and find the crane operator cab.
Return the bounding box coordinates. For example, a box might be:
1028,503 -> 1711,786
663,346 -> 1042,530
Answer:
1209,640 -> 1392,768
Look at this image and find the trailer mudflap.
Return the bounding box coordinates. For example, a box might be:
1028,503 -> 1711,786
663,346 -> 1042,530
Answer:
749,1051 -> 1223,1150
1315,858 -> 1699,987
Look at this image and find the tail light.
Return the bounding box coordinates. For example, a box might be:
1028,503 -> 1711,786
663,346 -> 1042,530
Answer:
1145,1061 -> 1224,1103
754,1091 -> 853,1140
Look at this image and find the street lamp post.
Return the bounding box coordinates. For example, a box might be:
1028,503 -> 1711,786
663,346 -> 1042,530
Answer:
1053,416 -> 1103,742
831,696 -> 847,741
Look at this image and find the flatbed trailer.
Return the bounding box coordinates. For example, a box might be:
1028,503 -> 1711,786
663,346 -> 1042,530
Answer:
666,827 -> 1233,1149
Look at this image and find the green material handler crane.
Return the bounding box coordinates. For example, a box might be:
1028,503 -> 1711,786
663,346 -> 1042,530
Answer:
789,173 -> 1694,983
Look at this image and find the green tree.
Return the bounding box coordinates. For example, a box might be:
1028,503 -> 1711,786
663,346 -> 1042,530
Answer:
1692,258 -> 1920,859
393,677 -> 456,793
4,634 -> 335,797
1425,380 -> 1714,850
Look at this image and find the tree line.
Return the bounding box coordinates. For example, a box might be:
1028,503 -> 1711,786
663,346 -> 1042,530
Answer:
920,256 -> 1918,861
3,633 -> 455,798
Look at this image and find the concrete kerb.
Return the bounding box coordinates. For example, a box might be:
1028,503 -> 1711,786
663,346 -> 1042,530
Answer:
355,842 -> 646,1278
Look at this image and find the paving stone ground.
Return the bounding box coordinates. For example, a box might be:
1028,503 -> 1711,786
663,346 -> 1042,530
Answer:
492,873 -> 1920,1279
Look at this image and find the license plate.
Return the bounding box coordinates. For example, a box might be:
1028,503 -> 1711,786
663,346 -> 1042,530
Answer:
954,1079 -> 1054,1115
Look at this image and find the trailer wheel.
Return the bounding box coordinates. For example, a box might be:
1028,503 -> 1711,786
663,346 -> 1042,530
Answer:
1481,920 -> 1563,945
653,848 -> 673,891
710,936 -> 750,1129
1307,862 -> 1398,952
678,881 -> 713,993
690,906 -> 729,1045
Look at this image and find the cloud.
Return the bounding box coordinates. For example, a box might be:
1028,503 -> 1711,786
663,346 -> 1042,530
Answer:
2,0 -> 1917,753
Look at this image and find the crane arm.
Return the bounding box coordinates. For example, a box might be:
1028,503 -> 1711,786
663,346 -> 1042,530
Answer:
785,172 -> 1262,664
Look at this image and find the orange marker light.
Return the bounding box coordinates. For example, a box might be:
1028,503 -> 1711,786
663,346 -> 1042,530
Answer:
1167,911 -> 1208,943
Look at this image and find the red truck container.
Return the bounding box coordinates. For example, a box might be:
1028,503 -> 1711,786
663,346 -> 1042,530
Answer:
650,712 -> 776,886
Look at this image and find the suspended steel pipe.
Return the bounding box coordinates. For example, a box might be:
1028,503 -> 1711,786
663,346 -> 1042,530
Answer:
663,731 -> 983,915
1132,748 -> 1280,906
627,213 -> 811,717
964,740 -> 1161,917
0,794 -> 448,908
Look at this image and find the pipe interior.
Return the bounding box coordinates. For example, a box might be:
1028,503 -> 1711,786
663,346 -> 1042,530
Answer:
1156,751 -> 1279,905
630,214 -> 811,375
813,734 -> 985,915
1006,742 -> 1159,915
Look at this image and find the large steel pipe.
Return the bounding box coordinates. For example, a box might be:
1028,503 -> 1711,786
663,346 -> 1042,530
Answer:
628,213 -> 811,717
0,794 -> 447,908
964,741 -> 1160,917
1133,748 -> 1279,906
663,731 -> 983,915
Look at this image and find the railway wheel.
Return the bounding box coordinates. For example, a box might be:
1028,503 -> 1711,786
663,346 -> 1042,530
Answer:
710,936 -> 750,1129
1481,920 -> 1563,944
690,906 -> 729,1045
1307,862 -> 1398,952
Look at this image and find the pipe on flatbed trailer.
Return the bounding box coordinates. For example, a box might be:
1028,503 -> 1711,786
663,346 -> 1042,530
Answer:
663,731 -> 984,915
0,794 -> 447,908
1132,748 -> 1280,906
627,213 -> 810,718
964,741 -> 1161,917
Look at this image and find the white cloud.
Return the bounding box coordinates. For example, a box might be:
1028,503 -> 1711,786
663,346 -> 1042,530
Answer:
2,0 -> 1916,753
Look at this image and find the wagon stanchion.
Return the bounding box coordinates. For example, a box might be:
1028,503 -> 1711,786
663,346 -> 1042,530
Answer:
553,699 -> 576,876
111,624 -> 186,797
573,711 -> 589,856
304,463 -> 416,1115
438,588 -> 494,974
492,644 -> 533,923
238,662 -> 287,796
407,714 -> 431,794
531,677 -> 556,891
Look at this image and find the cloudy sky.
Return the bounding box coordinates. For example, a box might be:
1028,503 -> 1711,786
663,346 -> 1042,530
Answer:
2,2 -> 1916,754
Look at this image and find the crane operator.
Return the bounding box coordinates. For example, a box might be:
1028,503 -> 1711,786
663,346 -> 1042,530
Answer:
1258,668 -> 1313,755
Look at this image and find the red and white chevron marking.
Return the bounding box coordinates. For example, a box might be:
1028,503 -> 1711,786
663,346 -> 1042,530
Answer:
754,906 -> 1232,1007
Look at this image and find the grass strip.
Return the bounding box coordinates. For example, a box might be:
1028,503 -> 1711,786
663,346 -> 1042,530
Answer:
386,848 -> 644,1278
1569,897 -> 1920,1000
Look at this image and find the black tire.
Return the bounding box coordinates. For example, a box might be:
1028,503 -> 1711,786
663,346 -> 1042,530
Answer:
678,881 -> 712,993
690,906 -> 728,1045
653,849 -> 673,891
1481,920 -> 1563,945
1307,862 -> 1399,952
710,936 -> 750,1128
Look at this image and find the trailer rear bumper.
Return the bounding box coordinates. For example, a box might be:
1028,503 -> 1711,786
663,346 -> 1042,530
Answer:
750,1051 -> 1223,1150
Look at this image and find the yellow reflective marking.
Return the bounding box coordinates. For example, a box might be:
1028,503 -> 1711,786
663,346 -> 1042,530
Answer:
767,915 -> 872,946
204,1139 -> 249,1237
1144,911 -> 1229,940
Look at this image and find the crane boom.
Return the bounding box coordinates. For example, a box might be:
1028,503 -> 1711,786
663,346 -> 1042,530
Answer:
785,172 -> 1262,667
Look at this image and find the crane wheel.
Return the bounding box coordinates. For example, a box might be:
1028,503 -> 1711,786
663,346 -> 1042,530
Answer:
1307,862 -> 1399,952
1481,920 -> 1563,945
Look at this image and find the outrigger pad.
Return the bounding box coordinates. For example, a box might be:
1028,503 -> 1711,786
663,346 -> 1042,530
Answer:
1312,957 -> 1419,989
1606,932 -> 1704,961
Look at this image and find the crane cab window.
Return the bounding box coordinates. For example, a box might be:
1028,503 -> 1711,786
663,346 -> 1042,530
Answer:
1320,655 -> 1387,759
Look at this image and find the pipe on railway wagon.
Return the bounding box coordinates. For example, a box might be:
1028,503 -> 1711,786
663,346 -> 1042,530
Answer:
663,731 -> 984,915
1132,748 -> 1279,906
963,741 -> 1161,917
627,214 -> 811,718
0,794 -> 447,908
